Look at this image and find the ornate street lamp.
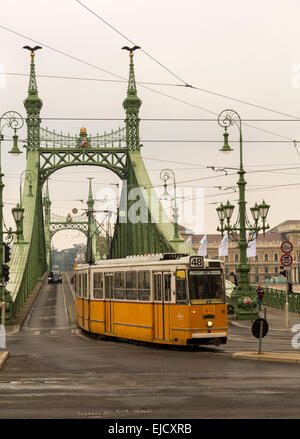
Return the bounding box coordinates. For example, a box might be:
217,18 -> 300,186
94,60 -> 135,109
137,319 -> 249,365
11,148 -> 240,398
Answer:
216,109 -> 270,320
11,203 -> 27,244
160,168 -> 183,245
19,170 -> 35,204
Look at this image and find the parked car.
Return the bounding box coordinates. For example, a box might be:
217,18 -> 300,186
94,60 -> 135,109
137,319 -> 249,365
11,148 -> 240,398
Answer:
48,270 -> 62,284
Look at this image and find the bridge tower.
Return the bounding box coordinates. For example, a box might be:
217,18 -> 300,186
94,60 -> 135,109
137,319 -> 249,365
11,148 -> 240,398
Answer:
5,48 -> 194,324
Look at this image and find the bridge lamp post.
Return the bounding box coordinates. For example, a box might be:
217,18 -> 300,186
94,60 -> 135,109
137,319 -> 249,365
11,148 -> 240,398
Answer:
160,168 -> 182,244
0,111 -> 24,325
216,109 -> 270,320
11,204 -> 27,244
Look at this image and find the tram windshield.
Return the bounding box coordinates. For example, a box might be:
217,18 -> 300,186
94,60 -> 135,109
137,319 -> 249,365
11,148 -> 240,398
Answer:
188,270 -> 225,304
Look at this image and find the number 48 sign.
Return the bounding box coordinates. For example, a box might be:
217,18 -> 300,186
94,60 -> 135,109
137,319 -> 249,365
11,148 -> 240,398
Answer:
189,256 -> 204,268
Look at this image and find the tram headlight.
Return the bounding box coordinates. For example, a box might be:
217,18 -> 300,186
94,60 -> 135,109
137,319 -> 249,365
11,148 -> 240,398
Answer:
206,320 -> 213,328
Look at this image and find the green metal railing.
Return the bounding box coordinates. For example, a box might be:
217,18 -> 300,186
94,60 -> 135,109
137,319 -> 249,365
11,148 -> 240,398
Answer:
261,286 -> 300,313
245,284 -> 300,314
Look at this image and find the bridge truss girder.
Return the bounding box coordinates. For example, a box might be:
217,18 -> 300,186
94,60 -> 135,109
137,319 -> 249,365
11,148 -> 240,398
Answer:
39,148 -> 128,183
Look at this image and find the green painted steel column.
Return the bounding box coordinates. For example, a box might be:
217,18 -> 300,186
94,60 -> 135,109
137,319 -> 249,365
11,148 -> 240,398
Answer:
43,180 -> 52,270
86,177 -> 95,264
217,110 -> 259,320
234,131 -> 257,319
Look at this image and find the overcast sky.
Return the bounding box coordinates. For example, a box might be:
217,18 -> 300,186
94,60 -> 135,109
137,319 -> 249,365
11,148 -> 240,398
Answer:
1,0 -> 300,249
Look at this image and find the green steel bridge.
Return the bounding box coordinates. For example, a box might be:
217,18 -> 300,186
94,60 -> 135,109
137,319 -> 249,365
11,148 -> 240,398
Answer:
4,49 -> 194,324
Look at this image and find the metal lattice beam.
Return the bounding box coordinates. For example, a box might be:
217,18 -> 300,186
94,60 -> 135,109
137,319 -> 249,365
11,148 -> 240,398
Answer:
38,148 -> 129,182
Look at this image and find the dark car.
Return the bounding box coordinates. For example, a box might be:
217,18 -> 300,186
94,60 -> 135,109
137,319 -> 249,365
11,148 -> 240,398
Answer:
48,271 -> 62,284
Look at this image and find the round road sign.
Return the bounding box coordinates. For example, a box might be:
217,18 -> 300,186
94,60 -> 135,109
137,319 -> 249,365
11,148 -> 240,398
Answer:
280,253 -> 293,266
251,318 -> 269,339
281,241 -> 293,253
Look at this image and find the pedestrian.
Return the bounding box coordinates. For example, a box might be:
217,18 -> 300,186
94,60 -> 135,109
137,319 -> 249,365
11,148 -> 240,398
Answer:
257,285 -> 264,311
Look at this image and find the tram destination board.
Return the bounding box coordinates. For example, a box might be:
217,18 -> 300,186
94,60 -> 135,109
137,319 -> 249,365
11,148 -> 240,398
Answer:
189,256 -> 204,268
162,253 -> 188,260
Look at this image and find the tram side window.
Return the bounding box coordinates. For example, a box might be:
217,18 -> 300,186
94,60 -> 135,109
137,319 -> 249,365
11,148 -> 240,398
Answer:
154,274 -> 162,301
164,273 -> 171,301
138,271 -> 150,301
78,274 -> 82,298
94,272 -> 103,299
74,274 -> 77,293
176,270 -> 188,303
104,274 -> 113,299
114,271 -> 126,299
83,273 -> 88,298
126,271 -> 137,300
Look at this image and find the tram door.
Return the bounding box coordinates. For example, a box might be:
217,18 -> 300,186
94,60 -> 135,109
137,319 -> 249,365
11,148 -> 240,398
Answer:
104,273 -> 114,333
82,273 -> 90,332
153,272 -> 171,341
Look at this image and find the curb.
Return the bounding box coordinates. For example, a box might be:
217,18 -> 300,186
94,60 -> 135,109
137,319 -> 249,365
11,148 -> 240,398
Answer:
0,351 -> 9,370
232,351 -> 300,364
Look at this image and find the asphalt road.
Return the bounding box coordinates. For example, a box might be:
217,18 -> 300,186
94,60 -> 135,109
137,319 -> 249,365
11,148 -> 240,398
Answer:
1,273 -> 300,419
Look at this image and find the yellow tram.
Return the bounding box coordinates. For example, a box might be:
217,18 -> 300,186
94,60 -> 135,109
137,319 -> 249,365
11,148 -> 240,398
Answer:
74,254 -> 228,346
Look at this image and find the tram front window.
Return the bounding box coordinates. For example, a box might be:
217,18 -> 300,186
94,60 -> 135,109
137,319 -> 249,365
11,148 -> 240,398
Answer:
189,270 -> 224,303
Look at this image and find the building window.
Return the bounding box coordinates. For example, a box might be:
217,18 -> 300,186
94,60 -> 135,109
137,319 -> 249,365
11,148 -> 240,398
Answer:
255,255 -> 259,262
264,267 -> 268,273
264,254 -> 269,262
275,267 -> 278,274
235,254 -> 239,262
274,253 -> 278,262
225,256 -> 228,262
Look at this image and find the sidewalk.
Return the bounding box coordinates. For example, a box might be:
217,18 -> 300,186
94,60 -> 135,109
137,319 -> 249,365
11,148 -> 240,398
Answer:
5,273 -> 47,335
229,305 -> 300,331
229,305 -> 300,363
0,275 -> 46,371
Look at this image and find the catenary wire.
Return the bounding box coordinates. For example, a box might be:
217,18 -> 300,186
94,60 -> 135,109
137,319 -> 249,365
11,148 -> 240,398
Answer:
74,0 -> 300,123
0,24 -> 295,141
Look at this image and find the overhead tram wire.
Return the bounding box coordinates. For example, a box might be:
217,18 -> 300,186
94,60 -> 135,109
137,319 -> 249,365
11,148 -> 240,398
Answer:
74,0 -> 188,86
2,110 -> 300,122
0,25 -> 295,141
73,1 -> 300,137
2,136 -> 297,143
3,71 -> 180,88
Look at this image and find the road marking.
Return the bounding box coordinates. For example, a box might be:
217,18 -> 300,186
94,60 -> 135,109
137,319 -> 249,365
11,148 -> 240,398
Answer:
65,272 -> 75,300
61,281 -> 70,327
25,326 -> 70,331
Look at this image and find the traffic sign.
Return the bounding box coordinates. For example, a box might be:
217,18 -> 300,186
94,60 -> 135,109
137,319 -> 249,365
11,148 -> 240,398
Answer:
280,253 -> 293,266
281,241 -> 293,253
252,318 -> 269,339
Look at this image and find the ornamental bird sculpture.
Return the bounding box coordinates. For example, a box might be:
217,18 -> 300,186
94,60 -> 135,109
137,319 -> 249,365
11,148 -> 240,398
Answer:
23,45 -> 42,53
121,45 -> 141,53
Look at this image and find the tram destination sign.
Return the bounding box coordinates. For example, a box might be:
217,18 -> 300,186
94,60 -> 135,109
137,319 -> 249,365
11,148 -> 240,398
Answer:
281,241 -> 293,253
189,256 -> 204,268
280,253 -> 293,267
